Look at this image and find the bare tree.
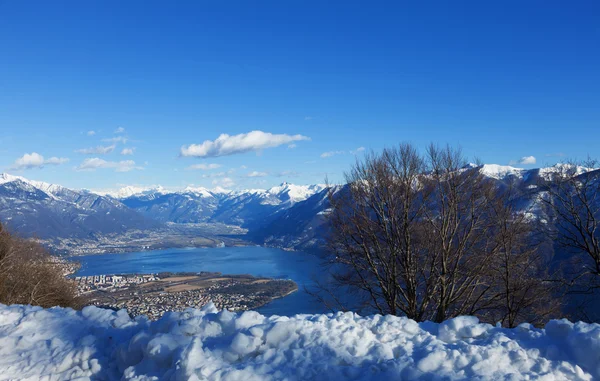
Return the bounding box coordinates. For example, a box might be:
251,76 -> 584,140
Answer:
325,143 -> 500,322
322,143 -> 557,325
422,144 -> 499,322
325,143 -> 435,319
540,159 -> 600,291
479,182 -> 558,327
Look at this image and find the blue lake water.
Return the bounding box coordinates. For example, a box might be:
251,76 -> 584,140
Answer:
73,246 -> 328,316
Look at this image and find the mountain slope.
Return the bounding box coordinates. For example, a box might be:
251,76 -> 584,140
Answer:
1,165 -> 598,253
0,174 -> 161,240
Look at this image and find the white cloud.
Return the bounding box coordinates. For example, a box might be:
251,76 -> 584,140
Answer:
11,152 -> 69,170
288,144 -> 297,149
76,145 -> 116,155
240,165 -> 247,169
201,172 -> 226,178
102,136 -> 128,144
212,177 -> 235,188
304,116 -> 313,121
520,156 -> 536,165
121,148 -> 135,156
276,170 -> 300,177
351,146 -> 366,154
44,157 -> 70,165
509,156 -> 537,165
320,150 -> 345,158
185,163 -> 222,171
13,153 -> 44,169
247,171 -> 268,178
180,130 -> 310,158
114,127 -> 125,134
76,158 -> 143,172
87,130 -> 96,136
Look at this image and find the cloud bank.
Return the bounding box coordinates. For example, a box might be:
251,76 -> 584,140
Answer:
510,156 -> 537,165
212,177 -> 235,188
76,145 -> 116,155
186,163 -> 222,171
320,150 -> 344,158
76,158 -> 143,172
321,147 -> 364,158
180,131 -> 310,158
103,136 -> 128,144
246,171 -> 268,177
11,153 -> 69,170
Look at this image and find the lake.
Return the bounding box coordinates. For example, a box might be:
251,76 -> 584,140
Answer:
73,246 -> 328,316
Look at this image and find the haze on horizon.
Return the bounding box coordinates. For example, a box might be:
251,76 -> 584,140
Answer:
1,1 -> 598,192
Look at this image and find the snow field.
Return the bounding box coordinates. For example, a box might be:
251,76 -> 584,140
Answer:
0,303 -> 599,380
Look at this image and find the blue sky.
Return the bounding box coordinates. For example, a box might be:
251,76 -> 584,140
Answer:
1,1 -> 598,191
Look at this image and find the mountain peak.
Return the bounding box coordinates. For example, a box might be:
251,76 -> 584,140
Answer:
0,173 -> 27,185
183,186 -> 215,198
93,185 -> 167,199
478,164 -> 525,179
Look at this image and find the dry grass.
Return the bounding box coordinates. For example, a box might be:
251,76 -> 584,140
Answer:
0,223 -> 82,309
159,276 -> 197,282
164,284 -> 203,292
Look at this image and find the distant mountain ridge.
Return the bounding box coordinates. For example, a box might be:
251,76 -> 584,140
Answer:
0,173 -> 161,241
1,164 -> 598,253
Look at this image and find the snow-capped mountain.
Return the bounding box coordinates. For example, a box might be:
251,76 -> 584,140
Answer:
92,185 -> 170,199
115,182 -> 326,227
0,174 -> 161,240
1,165 -> 598,253
119,189 -> 220,224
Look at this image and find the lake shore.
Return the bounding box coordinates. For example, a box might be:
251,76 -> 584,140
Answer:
81,271 -> 298,320
72,246 -> 326,316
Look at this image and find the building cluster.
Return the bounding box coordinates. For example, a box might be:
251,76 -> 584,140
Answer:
94,289 -> 258,320
48,256 -> 81,276
75,274 -> 159,293
78,273 -> 295,320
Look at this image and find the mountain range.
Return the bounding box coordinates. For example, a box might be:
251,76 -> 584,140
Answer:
1,164 -> 598,254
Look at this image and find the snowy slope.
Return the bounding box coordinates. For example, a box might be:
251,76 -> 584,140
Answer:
478,164 -> 527,180
0,174 -> 160,239
93,185 -> 170,199
0,173 -> 66,199
0,303 -> 597,380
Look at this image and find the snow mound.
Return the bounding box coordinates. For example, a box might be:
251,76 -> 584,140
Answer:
1,304 -> 599,380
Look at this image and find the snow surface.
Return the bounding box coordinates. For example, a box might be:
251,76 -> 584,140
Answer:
183,186 -> 216,198
93,185 -> 170,199
0,173 -> 64,198
257,183 -> 326,205
478,164 -> 527,180
1,304 -> 599,380
538,163 -> 597,181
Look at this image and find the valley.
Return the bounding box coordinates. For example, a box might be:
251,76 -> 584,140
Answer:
0,173 -> 330,255
39,223 -> 249,255
2,165 -> 600,257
